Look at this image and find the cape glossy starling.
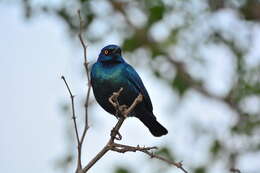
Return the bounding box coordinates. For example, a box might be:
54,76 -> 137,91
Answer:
91,45 -> 168,137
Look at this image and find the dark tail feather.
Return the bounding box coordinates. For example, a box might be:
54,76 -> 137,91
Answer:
138,113 -> 168,137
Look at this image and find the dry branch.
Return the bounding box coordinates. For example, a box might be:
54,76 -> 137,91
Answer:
82,88 -> 144,172
61,76 -> 82,171
77,10 -> 91,147
82,88 -> 189,173
230,168 -> 241,173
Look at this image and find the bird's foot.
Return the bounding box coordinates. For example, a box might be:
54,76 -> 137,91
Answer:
110,127 -> 122,140
119,105 -> 129,118
136,94 -> 143,102
109,88 -> 123,108
122,94 -> 143,116
112,88 -> 123,101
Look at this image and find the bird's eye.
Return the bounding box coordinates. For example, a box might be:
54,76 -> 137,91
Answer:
104,50 -> 109,55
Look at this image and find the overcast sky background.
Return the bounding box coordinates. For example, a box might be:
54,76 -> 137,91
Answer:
0,3 -> 175,173
1,2 -> 260,173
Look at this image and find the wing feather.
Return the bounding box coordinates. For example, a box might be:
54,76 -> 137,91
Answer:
124,64 -> 153,111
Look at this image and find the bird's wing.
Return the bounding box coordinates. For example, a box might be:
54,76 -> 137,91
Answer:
124,63 -> 153,111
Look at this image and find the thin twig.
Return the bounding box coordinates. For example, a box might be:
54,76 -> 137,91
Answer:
77,10 -> 90,82
60,10 -> 92,173
61,76 -> 80,144
61,76 -> 82,170
77,9 -> 91,148
230,168 -> 241,173
142,150 -> 188,173
111,143 -> 157,153
109,143 -> 188,173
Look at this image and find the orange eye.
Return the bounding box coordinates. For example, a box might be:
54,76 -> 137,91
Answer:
104,50 -> 109,55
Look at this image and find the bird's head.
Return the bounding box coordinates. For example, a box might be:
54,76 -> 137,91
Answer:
97,44 -> 124,63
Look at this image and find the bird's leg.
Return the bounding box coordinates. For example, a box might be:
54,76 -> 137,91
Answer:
110,127 -> 122,140
108,90 -> 143,139
122,94 -> 143,117
109,88 -> 124,113
119,105 -> 128,118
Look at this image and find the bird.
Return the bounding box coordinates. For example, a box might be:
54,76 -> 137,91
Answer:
91,44 -> 168,137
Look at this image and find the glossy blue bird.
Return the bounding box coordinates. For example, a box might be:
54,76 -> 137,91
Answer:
91,44 -> 168,137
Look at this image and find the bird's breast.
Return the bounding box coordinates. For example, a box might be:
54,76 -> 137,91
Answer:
91,63 -> 139,115
93,66 -> 123,86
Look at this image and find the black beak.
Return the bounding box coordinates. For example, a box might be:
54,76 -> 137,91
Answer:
113,47 -> 121,54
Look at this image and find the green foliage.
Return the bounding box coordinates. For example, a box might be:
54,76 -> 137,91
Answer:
210,140 -> 221,156
147,1 -> 165,25
114,167 -> 130,173
80,0 -> 89,3
61,103 -> 69,113
231,116 -> 260,135
194,167 -> 206,173
240,0 -> 260,21
155,146 -> 174,161
123,37 -> 142,52
171,72 -> 189,95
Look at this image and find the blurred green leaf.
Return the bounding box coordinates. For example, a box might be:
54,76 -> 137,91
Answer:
232,117 -> 260,135
155,146 -> 174,160
122,28 -> 149,52
61,103 -> 69,113
171,72 -> 189,95
195,167 -> 206,173
241,0 -> 260,21
153,70 -> 161,78
210,140 -> 221,156
80,0 -> 89,3
114,167 -> 130,173
147,2 -> 165,25
122,37 -> 140,52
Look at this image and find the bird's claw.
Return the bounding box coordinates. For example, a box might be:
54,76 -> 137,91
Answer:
136,94 -> 143,102
112,88 -> 123,98
111,128 -> 122,140
119,105 -> 128,118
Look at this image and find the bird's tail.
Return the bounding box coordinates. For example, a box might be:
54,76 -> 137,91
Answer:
138,112 -> 168,137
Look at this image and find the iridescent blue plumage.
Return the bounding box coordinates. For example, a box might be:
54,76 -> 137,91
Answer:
91,44 -> 168,137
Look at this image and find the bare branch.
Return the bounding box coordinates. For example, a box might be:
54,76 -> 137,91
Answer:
141,150 -> 188,173
111,143 -> 157,153
82,144 -> 110,172
230,168 -> 241,173
110,142 -> 189,173
61,76 -> 82,170
60,10 -> 92,173
77,9 -> 91,148
82,88 -> 144,172
77,10 -> 90,82
81,88 -> 188,173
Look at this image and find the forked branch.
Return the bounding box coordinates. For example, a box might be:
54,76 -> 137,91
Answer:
82,88 -> 145,172
82,88 -> 188,173
61,76 -> 83,171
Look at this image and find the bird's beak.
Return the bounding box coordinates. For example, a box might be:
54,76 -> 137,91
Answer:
113,47 -> 120,54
